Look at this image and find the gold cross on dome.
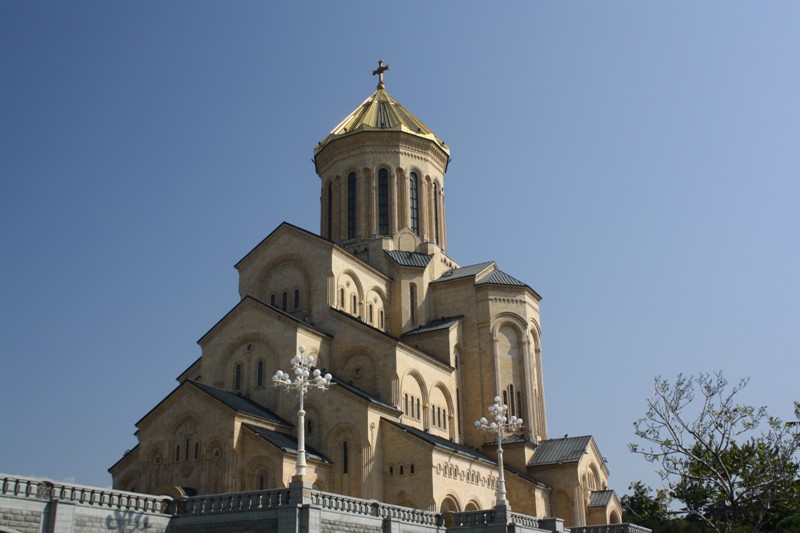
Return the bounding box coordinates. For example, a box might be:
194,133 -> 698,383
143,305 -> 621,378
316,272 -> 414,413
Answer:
372,60 -> 389,89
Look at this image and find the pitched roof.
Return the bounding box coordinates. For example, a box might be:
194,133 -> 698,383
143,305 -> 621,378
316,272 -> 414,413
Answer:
385,250 -> 432,268
242,423 -> 330,463
329,307 -> 453,371
385,419 -> 496,466
385,420 -> 548,487
403,316 -> 463,336
476,269 -> 528,287
331,373 -> 401,414
188,382 -> 292,426
528,435 -> 593,466
435,261 -> 496,283
197,295 -> 332,344
589,490 -> 616,508
315,87 -> 449,157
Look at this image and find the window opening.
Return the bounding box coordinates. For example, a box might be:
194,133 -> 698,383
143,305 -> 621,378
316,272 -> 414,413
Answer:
294,289 -> 300,309
433,183 -> 440,244
378,168 -> 389,235
327,182 -> 333,240
409,284 -> 416,325
235,363 -> 242,391
409,172 -> 419,235
282,291 -> 288,311
194,441 -> 200,461
257,360 -> 264,387
347,173 -> 357,238
342,441 -> 349,474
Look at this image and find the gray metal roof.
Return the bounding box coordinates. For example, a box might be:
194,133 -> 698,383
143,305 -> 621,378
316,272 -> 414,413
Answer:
435,261 -> 495,283
589,490 -> 615,508
243,423 -> 330,463
331,373 -> 401,413
385,420 -> 548,487
476,269 -> 528,287
385,420 -> 496,466
385,250 -> 432,268
188,382 -> 292,426
528,435 -> 593,466
403,316 -> 463,336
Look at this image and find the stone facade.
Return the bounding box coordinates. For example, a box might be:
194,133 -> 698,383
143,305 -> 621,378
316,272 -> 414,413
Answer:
107,73 -> 623,528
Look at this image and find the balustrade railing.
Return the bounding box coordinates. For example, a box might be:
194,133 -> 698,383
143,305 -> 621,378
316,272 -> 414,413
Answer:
179,488 -> 291,515
1,474 -> 170,514
570,524 -> 651,533
509,511 -> 540,528
445,509 -> 496,527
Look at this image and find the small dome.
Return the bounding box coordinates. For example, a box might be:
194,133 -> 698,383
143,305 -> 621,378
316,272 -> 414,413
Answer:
314,87 -> 450,157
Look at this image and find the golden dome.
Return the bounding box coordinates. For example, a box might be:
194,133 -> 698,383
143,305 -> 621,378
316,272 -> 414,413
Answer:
314,86 -> 450,157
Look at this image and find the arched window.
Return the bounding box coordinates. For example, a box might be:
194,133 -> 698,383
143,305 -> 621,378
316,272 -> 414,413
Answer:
235,363 -> 242,391
517,390 -> 523,420
509,384 -> 516,416
294,289 -> 300,309
379,310 -> 384,329
409,284 -> 416,325
409,172 -> 419,235
184,438 -> 190,461
339,288 -> 345,308
342,441 -> 349,474
433,182 -> 440,244
258,473 -> 266,490
404,393 -> 409,415
194,441 -> 200,461
347,172 -> 357,239
175,444 -> 181,463
378,168 -> 389,235
282,291 -> 288,311
416,398 -> 421,419
327,182 -> 333,240
410,464 -> 415,474
351,294 -> 357,315
270,294 -> 276,306
256,360 -> 264,387
399,465 -> 404,475
368,304 -> 373,324
410,396 -> 415,418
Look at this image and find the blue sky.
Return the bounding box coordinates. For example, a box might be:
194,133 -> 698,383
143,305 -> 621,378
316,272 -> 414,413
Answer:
1,1 -> 798,495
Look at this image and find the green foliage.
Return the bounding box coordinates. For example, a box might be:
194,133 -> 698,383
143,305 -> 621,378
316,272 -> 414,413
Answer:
774,513 -> 800,533
629,373 -> 800,533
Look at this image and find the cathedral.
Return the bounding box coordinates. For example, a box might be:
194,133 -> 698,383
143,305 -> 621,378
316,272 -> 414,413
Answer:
109,64 -> 623,528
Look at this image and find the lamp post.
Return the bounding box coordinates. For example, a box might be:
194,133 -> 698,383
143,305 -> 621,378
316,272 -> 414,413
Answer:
475,396 -> 523,510
272,345 -> 333,480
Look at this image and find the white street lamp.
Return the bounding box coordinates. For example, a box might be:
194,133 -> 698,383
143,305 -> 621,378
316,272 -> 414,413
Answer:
474,396 -> 523,510
272,345 -> 333,480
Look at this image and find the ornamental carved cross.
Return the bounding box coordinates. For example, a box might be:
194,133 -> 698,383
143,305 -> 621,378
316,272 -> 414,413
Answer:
373,60 -> 389,88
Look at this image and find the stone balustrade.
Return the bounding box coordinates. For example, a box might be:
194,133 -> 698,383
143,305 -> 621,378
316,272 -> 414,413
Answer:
570,524 -> 652,533
510,511 -> 540,529
1,474 -> 170,513
1,474 -> 650,533
180,487 -> 291,515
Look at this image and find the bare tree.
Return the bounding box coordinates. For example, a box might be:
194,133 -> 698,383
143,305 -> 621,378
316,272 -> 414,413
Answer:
630,372 -> 800,533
